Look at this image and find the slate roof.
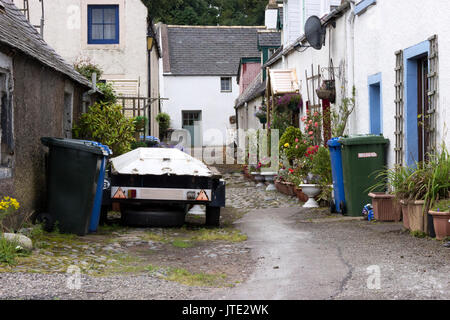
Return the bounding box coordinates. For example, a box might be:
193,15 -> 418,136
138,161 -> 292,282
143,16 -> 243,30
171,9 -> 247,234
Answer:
164,26 -> 265,76
278,7 -> 283,25
257,31 -> 281,48
0,0 -> 92,88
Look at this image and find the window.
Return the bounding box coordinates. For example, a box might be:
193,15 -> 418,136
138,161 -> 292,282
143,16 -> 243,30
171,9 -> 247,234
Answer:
182,111 -> 201,127
368,73 -> 382,135
354,0 -> 376,16
88,5 -> 119,44
221,77 -> 232,92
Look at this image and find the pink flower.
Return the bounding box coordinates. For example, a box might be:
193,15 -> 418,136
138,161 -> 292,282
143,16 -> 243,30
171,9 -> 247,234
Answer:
309,131 -> 313,135
295,138 -> 299,143
314,122 -> 318,127
295,145 -> 299,149
314,112 -> 319,117
309,120 -> 313,124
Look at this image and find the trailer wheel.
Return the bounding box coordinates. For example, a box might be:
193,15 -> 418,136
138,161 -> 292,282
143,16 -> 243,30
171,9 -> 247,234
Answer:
205,206 -> 221,227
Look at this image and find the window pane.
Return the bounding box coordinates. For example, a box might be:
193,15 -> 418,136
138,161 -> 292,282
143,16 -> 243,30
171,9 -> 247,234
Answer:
104,8 -> 116,24
92,25 -> 103,40
104,24 -> 116,40
91,8 -> 103,24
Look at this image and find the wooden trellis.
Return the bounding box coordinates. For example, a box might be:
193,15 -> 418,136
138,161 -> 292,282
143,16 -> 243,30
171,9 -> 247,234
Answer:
427,35 -> 439,155
394,50 -> 404,166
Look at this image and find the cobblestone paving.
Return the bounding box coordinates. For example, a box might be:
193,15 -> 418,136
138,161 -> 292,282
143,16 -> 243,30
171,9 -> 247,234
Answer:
223,173 -> 300,211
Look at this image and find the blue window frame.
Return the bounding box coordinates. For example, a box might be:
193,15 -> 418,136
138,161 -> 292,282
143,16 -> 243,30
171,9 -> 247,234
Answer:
88,5 -> 119,45
355,0 -> 376,15
368,73 -> 382,135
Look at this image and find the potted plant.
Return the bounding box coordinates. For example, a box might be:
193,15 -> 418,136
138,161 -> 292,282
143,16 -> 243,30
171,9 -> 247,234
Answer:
429,199 -> 450,240
406,146 -> 449,234
156,112 -> 171,141
369,165 -> 415,226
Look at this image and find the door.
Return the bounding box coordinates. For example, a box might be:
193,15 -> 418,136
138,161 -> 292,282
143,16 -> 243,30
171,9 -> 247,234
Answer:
182,111 -> 202,147
417,57 -> 429,163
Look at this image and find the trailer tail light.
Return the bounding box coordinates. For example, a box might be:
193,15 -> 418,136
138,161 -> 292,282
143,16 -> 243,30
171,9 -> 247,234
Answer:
128,189 -> 137,199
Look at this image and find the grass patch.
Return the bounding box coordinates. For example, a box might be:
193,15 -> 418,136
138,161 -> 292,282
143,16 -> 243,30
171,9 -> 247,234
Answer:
172,240 -> 194,248
144,226 -> 247,245
146,265 -> 228,287
410,230 -> 428,238
188,228 -> 247,242
0,237 -> 31,265
96,224 -> 128,235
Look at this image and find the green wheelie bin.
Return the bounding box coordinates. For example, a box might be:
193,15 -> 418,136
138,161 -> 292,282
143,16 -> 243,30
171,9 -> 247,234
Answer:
339,135 -> 389,217
40,138 -> 109,235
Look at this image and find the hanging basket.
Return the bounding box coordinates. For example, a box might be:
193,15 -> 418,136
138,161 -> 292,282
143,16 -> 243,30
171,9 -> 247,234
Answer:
316,80 -> 336,103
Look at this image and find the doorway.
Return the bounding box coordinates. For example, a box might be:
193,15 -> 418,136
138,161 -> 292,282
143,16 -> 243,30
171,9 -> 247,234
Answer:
182,110 -> 202,147
417,56 -> 429,163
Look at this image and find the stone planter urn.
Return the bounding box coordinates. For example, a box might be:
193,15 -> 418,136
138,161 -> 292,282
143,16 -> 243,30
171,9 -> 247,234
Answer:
299,184 -> 321,208
429,209 -> 450,240
252,172 -> 265,188
261,172 -> 277,191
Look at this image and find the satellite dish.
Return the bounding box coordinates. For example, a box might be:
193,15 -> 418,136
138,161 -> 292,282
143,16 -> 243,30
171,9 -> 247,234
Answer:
305,16 -> 326,50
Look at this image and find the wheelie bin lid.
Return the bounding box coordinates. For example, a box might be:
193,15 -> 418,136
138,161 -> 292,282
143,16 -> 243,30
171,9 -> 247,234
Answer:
327,137 -> 342,148
41,138 -> 112,156
338,135 -> 389,146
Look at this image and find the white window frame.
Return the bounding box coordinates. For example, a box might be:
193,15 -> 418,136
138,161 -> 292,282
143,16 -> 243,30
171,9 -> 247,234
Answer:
220,77 -> 232,93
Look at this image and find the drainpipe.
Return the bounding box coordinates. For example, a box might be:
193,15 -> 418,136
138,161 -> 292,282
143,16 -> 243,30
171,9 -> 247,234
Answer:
347,0 -> 356,94
346,0 -> 356,134
148,49 -> 152,138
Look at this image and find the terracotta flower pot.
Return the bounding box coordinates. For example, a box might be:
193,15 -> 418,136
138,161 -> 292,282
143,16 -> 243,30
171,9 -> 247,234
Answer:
368,193 -> 402,222
428,210 -> 450,240
408,200 -> 428,233
400,200 -> 410,230
285,182 -> 296,197
295,187 -> 309,203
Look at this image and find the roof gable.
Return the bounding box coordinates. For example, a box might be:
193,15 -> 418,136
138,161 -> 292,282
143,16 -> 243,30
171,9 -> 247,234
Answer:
164,26 -> 265,76
0,0 -> 91,88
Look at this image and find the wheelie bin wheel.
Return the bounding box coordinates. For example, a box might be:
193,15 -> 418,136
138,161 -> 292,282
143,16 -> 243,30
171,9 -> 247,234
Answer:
34,213 -> 55,232
205,206 -> 221,227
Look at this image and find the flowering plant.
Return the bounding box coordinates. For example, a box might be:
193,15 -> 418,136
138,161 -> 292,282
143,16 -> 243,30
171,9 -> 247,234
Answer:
276,93 -> 303,113
0,196 -> 20,232
301,109 -> 322,146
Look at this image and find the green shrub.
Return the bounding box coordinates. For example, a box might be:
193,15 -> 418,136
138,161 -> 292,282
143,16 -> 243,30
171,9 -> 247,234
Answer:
73,102 -> 136,156
74,59 -> 103,80
156,113 -> 171,139
133,116 -> 148,132
279,127 -> 307,162
311,146 -> 332,184
96,82 -> 117,104
131,141 -> 148,150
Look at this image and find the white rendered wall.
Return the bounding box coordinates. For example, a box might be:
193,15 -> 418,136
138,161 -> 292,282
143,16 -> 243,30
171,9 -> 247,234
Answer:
23,0 -> 149,97
353,0 -> 450,168
162,76 -> 239,147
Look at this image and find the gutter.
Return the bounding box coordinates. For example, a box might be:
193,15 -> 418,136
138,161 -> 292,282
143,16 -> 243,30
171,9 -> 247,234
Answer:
263,1 -> 351,68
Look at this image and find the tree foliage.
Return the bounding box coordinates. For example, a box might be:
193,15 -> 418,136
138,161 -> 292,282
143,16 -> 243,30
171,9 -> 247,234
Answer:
143,0 -> 268,26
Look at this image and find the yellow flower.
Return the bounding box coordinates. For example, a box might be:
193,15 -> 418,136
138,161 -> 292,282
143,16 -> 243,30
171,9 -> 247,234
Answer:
284,143 -> 290,148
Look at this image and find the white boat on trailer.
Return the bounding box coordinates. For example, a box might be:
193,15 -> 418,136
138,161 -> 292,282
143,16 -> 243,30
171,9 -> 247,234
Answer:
102,148 -> 226,227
